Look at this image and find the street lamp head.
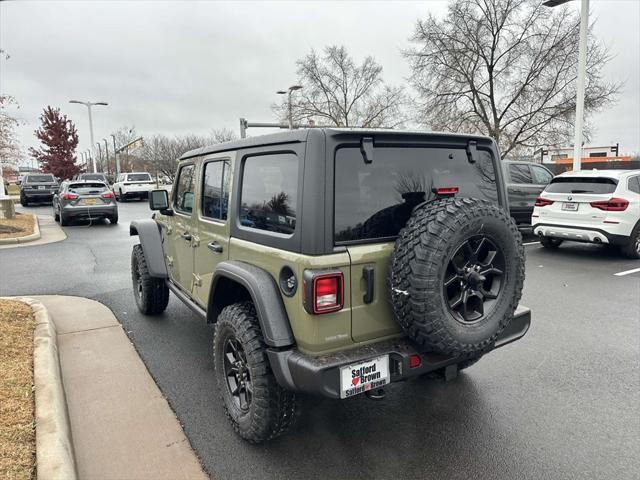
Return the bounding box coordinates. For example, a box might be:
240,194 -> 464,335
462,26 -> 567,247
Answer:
276,90 -> 287,95
69,100 -> 83,104
289,85 -> 303,91
94,102 -> 108,106
542,0 -> 572,6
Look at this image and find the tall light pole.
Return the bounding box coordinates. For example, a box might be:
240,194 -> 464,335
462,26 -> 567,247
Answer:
103,139 -> 110,176
86,149 -> 92,172
69,100 -> 108,173
110,134 -> 120,176
96,143 -> 103,172
543,0 -> 588,171
276,85 -> 303,129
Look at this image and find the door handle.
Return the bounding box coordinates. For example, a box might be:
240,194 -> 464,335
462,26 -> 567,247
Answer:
208,242 -> 223,254
363,266 -> 374,304
180,232 -> 192,241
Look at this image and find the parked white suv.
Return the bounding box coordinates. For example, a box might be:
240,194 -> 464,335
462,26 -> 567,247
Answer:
532,169 -> 640,258
113,172 -> 155,201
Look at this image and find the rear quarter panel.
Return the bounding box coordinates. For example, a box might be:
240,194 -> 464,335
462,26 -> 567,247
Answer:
228,237 -> 353,354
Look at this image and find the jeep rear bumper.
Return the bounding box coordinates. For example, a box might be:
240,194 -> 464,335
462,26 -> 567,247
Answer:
267,305 -> 531,399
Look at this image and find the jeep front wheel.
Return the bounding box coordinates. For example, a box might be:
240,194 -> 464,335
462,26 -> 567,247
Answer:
214,302 -> 299,443
131,244 -> 169,315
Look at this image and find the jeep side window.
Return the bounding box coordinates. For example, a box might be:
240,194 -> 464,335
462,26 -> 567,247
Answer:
509,164 -> 533,184
240,153 -> 298,234
202,160 -> 231,221
174,164 -> 195,214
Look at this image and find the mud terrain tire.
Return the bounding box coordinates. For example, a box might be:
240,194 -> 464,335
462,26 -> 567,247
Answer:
389,197 -> 525,356
214,302 -> 300,443
131,244 -> 169,315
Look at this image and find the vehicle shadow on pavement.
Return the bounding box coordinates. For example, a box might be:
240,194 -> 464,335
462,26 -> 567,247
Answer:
255,376 -> 532,479
532,243 -> 626,262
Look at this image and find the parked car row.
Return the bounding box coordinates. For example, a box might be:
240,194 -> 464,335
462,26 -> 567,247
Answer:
18,171 -> 155,207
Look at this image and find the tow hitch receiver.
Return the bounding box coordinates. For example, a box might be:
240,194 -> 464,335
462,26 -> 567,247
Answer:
365,388 -> 386,401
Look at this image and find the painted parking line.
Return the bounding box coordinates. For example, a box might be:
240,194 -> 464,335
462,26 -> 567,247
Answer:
523,241 -> 539,246
613,267 -> 640,277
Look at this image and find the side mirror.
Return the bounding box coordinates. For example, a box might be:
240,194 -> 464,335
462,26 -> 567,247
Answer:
149,189 -> 172,215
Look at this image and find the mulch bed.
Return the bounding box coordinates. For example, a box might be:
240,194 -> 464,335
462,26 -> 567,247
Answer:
0,299 -> 36,479
0,214 -> 35,239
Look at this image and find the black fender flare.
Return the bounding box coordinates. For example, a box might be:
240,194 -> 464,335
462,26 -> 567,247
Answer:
210,260 -> 295,348
129,219 -> 168,278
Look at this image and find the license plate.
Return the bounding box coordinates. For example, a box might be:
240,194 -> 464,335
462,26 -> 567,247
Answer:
82,198 -> 97,205
340,355 -> 390,399
38,185 -> 46,190
562,202 -> 578,211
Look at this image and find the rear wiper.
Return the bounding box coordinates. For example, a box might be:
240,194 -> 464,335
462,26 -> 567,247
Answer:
570,190 -> 590,193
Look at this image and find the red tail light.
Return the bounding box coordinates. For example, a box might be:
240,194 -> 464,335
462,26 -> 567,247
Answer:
590,197 -> 628,211
61,193 -> 79,200
435,187 -> 459,196
313,274 -> 343,313
303,271 -> 344,314
535,197 -> 554,207
101,191 -> 114,198
409,354 -> 422,369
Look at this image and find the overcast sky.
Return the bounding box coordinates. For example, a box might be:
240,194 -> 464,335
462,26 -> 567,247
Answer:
1,0 -> 639,162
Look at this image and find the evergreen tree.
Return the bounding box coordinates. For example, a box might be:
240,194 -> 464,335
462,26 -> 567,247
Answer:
29,106 -> 80,179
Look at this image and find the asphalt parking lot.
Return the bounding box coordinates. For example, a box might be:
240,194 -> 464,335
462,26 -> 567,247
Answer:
1,200 -> 639,480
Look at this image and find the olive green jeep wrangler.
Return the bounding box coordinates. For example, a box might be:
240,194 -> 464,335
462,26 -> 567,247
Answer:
130,129 -> 530,443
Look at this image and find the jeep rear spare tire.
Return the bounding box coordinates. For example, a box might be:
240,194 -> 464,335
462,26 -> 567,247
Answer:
389,197 -> 525,356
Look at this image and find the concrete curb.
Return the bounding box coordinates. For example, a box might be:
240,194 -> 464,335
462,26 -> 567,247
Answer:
13,296 -> 78,480
0,214 -> 41,245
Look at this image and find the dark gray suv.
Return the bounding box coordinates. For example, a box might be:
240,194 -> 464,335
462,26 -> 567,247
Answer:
503,161 -> 554,225
19,173 -> 59,206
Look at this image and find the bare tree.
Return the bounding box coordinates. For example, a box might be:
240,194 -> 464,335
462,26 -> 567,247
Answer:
405,0 -> 620,158
112,125 -> 139,172
276,45 -> 405,128
138,129 -> 237,181
1,50 -> 23,177
0,95 -> 22,173
210,127 -> 237,144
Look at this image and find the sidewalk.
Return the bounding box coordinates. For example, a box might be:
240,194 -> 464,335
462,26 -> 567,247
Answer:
33,295 -> 207,480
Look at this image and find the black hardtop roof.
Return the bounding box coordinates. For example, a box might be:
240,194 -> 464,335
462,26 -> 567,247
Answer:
179,128 -> 495,161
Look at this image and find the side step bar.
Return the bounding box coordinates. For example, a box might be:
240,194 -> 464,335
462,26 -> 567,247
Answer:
166,280 -> 206,320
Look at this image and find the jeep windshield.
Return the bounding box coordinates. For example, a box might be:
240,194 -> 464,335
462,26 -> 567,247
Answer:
334,146 -> 498,243
26,174 -> 55,183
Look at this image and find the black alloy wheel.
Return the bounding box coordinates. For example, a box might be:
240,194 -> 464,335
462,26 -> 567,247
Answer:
223,336 -> 252,412
444,235 -> 505,324
132,258 -> 143,301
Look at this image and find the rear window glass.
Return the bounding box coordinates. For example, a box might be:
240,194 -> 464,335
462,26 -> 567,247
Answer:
334,147 -> 498,243
82,174 -> 107,181
26,175 -> 55,183
545,177 -> 617,194
240,153 -> 298,235
127,173 -> 151,182
68,183 -> 108,193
